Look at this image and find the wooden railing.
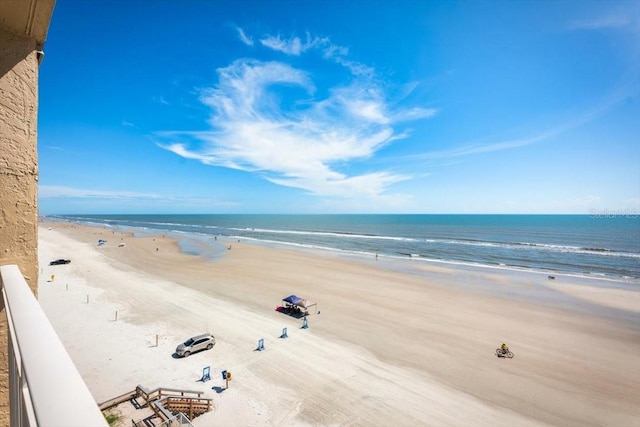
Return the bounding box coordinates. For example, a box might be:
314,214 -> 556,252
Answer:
99,385 -> 213,424
97,389 -> 138,411
157,395 -> 212,420
136,385 -> 204,402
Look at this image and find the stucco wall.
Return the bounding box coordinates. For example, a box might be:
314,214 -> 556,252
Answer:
0,27 -> 40,423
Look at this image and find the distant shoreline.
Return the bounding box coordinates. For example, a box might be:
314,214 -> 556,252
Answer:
41,214 -> 640,285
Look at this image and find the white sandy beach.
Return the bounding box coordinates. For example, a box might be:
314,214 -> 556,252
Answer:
37,223 -> 640,426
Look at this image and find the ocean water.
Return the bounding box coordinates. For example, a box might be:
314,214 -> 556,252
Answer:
49,214 -> 640,282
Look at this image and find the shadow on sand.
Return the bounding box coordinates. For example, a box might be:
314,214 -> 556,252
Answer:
275,305 -> 307,319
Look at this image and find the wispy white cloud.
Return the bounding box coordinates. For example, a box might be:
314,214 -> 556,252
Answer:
236,26 -> 254,46
261,34 -> 304,55
391,107 -> 437,123
322,44 -> 348,58
256,30 -> 374,76
157,54 -> 433,198
569,8 -> 640,31
39,185 -> 238,207
412,71 -> 638,162
40,185 -> 167,200
260,32 -> 329,55
152,96 -> 169,105
331,55 -> 374,77
418,132 -> 549,161
122,120 -> 135,127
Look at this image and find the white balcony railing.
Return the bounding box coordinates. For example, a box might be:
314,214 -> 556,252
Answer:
1,264 -> 108,427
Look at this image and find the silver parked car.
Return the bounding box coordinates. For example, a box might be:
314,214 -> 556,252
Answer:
175,333 -> 216,357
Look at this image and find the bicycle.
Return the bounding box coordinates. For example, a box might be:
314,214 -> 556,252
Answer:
496,348 -> 514,358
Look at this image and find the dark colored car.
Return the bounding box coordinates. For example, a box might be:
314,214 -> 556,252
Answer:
49,259 -> 71,266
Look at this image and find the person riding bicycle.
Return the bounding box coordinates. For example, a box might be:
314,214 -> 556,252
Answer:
501,342 -> 509,355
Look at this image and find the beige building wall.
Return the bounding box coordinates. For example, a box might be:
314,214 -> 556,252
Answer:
0,27 -> 40,423
0,28 -> 39,283
0,0 -> 55,420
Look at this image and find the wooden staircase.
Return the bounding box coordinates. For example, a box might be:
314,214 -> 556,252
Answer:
99,385 -> 213,425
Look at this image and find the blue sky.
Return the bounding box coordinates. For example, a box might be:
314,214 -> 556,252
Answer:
38,0 -> 640,214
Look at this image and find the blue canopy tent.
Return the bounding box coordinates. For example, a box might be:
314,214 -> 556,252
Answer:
281,295 -> 318,315
282,295 -> 303,305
